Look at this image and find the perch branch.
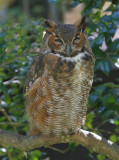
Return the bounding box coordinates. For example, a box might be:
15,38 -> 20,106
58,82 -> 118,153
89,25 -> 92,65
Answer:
0,129 -> 119,160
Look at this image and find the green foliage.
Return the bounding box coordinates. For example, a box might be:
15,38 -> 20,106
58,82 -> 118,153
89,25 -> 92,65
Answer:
82,0 -> 119,159
97,154 -> 105,160
0,18 -> 44,160
0,0 -> 119,160
0,81 -> 9,97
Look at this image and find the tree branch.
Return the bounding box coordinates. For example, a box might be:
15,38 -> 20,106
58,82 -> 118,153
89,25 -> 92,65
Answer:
0,129 -> 119,160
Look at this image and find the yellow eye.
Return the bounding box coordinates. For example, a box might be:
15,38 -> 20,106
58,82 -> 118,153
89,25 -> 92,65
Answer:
54,39 -> 63,45
73,37 -> 80,44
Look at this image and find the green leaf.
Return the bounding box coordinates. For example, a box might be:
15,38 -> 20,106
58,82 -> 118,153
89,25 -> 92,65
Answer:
94,85 -> 106,95
101,15 -> 111,22
114,120 -> 119,126
101,110 -> 114,120
110,134 -> 117,143
92,46 -> 107,58
102,94 -> 116,108
108,39 -> 119,52
95,34 -> 104,46
86,113 -> 94,129
68,143 -> 77,151
88,93 -> 98,105
95,60 -> 111,76
97,154 -> 105,160
0,81 -> 9,97
112,11 -> 119,19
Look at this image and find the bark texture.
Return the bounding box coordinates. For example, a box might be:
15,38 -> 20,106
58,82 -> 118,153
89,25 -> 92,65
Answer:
0,129 -> 119,160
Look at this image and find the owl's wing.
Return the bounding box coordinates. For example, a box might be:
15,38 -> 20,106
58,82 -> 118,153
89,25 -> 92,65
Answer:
24,51 -> 59,94
24,53 -> 46,93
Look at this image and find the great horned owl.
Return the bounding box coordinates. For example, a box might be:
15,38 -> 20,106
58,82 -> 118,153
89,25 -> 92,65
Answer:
24,16 -> 95,136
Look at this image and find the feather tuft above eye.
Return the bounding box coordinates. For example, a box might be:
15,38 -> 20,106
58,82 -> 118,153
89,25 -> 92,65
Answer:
76,16 -> 88,33
42,19 -> 57,34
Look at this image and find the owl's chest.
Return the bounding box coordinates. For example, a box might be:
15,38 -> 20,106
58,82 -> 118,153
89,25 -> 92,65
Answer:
25,52 -> 94,135
45,55 -> 89,103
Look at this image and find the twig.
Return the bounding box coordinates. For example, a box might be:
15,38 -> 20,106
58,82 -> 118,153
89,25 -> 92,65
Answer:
47,146 -> 69,154
96,119 -> 109,129
0,122 -> 26,127
0,108 -> 16,130
2,145 -> 12,160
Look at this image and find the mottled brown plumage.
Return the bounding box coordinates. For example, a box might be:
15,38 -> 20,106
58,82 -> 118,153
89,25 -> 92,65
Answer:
24,17 -> 95,136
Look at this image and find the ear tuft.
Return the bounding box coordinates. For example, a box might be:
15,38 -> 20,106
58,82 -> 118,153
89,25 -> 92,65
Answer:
76,16 -> 88,33
42,19 -> 56,34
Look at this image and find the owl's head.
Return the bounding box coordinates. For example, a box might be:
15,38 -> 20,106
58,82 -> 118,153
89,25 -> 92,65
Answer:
43,17 -> 87,57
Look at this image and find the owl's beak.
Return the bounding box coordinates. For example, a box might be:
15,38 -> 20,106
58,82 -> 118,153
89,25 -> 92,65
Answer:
65,44 -> 72,56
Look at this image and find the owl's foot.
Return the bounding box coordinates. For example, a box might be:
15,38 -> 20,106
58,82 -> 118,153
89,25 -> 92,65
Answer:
76,128 -> 81,135
68,128 -> 81,135
68,129 -> 75,135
